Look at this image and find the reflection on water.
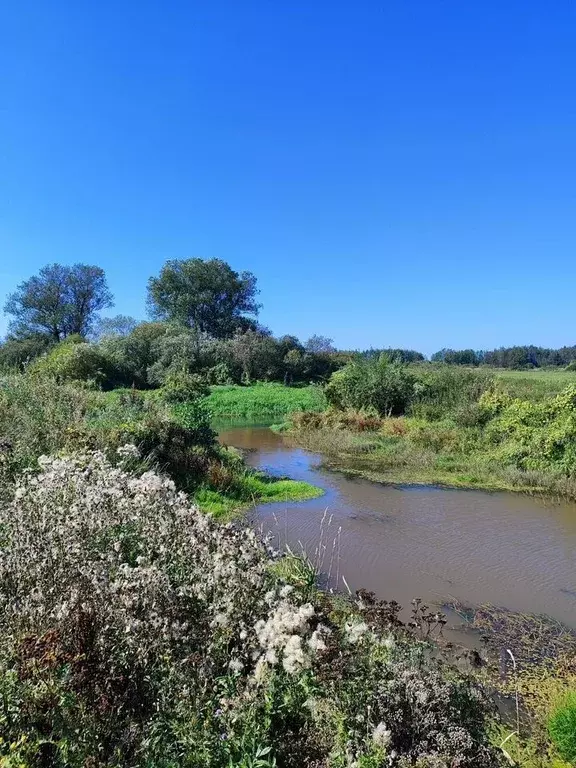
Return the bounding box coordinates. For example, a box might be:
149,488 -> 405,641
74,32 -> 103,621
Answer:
218,425 -> 576,628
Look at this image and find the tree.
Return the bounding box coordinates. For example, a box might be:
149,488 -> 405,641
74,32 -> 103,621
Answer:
147,258 -> 260,340
98,321 -> 173,388
225,331 -> 282,383
305,335 -> 336,354
94,314 -> 137,340
4,264 -> 113,341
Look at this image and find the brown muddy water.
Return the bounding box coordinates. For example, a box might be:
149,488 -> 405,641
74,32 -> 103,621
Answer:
218,424 -> 576,630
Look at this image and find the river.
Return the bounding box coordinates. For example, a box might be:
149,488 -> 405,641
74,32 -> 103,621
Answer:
218,422 -> 576,629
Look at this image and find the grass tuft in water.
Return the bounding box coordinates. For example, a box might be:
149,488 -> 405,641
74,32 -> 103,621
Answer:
195,472 -> 323,519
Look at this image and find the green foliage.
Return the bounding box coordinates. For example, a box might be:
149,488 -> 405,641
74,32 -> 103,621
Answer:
0,374 -> 90,472
170,399 -> 216,449
431,348 -> 481,365
411,365 -> 494,416
160,370 -> 209,403
147,257 -> 260,338
548,692 -> 576,762
325,356 -> 416,416
206,383 -> 327,418
27,338 -> 121,388
0,334 -> 53,371
485,385 -> 576,474
98,321 -> 180,388
4,263 -> 113,341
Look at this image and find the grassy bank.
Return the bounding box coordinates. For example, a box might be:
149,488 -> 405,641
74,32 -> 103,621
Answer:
205,382 -> 327,418
284,412 -> 576,500
282,361 -> 576,500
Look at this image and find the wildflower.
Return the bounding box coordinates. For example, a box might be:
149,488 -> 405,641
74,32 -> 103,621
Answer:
345,620 -> 369,644
229,658 -> 244,673
116,443 -> 140,459
372,722 -> 392,748
383,634 -> 395,650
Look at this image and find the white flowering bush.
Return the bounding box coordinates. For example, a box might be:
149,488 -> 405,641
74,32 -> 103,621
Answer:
0,448 -> 502,767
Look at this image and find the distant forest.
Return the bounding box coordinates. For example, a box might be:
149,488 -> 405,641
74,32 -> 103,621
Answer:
430,346 -> 576,368
357,346 -> 576,369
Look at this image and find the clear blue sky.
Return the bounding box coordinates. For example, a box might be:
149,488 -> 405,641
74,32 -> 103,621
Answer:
1,1 -> 574,354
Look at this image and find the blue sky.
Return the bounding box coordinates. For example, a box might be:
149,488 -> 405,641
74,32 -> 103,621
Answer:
1,1 -> 574,354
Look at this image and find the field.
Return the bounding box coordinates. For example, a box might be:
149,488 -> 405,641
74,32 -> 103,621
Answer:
205,382 -> 327,418
494,368 -> 576,400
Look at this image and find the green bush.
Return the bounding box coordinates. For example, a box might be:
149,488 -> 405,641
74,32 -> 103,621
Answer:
0,375 -> 90,472
548,691 -> 576,762
0,334 -> 53,371
485,385 -> 576,474
28,338 -> 121,388
159,370 -> 209,403
171,400 -> 216,450
411,366 -> 494,415
325,356 -> 416,416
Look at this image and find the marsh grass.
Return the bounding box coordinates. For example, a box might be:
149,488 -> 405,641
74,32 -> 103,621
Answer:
451,603 -> 576,768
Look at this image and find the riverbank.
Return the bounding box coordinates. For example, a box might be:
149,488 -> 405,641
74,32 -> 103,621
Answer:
280,406 -> 576,501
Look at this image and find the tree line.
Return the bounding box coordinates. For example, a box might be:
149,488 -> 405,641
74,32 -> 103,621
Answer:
0,259 -> 344,386
431,346 -> 576,368
2,259 -> 575,379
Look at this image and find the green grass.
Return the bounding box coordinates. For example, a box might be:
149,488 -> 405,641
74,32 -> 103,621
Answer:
493,368 -> 576,401
194,474 -> 324,518
205,383 -> 327,418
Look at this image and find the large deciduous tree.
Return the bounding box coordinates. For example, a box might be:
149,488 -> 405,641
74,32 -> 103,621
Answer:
147,258 -> 260,340
4,263 -> 113,341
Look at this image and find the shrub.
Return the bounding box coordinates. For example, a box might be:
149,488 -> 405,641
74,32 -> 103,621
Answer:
159,370 -> 209,403
170,399 -> 216,451
0,375 -> 217,484
411,366 -> 494,415
0,375 -> 90,472
205,361 -> 233,384
548,691 -> 576,762
0,334 -> 53,371
485,385 -> 576,474
325,356 -> 416,416
28,338 -> 121,388
452,401 -> 491,428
